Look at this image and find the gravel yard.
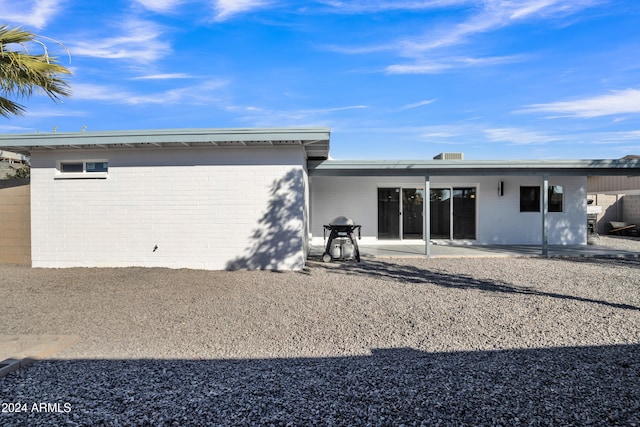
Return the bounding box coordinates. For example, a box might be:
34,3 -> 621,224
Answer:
1,236 -> 639,426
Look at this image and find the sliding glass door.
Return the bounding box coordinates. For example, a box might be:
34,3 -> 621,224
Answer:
430,189 -> 451,239
430,187 -> 476,240
378,187 -> 424,240
378,188 -> 400,239
453,188 -> 476,239
402,188 -> 424,239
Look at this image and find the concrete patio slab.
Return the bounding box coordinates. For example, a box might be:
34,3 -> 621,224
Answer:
310,241 -> 640,259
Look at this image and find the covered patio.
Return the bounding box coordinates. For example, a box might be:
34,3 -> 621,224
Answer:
308,158 -> 640,258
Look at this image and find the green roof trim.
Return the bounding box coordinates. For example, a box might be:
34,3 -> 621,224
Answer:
308,159 -> 640,177
0,127 -> 331,159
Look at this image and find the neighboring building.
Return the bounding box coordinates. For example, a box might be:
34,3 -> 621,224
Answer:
0,150 -> 27,164
587,163 -> 640,234
1,128 -> 639,270
1,150 -> 27,179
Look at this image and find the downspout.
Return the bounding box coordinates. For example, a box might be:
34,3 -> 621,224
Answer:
542,174 -> 549,257
425,175 -> 431,257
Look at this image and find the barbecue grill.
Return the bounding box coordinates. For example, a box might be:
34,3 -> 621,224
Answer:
322,216 -> 362,263
587,202 -> 602,237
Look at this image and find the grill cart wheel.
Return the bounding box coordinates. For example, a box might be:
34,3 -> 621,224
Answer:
322,216 -> 362,263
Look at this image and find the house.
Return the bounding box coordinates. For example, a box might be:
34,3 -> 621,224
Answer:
308,157 -> 640,254
0,150 -> 27,164
1,127 -> 639,270
0,128 -> 329,270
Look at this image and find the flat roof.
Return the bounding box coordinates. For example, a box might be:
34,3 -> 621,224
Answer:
308,159 -> 640,176
2,128 -> 638,175
0,127 -> 331,160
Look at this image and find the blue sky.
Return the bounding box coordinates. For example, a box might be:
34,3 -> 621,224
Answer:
1,0 -> 639,160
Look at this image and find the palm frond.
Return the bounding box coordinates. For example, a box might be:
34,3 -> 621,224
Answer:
0,95 -> 26,116
0,24 -> 72,118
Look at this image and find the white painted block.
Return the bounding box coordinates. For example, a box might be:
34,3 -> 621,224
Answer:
310,175 -> 587,245
31,146 -> 308,270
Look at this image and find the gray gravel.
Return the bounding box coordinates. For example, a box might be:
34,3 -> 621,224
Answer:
1,238 -> 639,426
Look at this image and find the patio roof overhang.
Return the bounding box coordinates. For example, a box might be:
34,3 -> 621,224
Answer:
307,159 -> 640,177
309,158 -> 640,258
0,127 -> 331,160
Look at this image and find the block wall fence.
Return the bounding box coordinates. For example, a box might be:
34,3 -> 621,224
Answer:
0,179 -> 31,265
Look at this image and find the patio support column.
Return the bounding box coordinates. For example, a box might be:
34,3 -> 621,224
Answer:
425,175 -> 431,257
542,174 -> 549,257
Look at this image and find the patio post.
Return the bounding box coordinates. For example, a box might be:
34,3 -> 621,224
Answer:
425,175 -> 431,257
542,174 -> 549,257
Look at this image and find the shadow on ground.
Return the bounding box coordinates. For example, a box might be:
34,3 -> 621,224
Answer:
307,257 -> 640,312
549,255 -> 640,269
1,345 -> 638,426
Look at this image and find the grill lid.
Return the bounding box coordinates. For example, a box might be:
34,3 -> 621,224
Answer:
329,216 -> 355,226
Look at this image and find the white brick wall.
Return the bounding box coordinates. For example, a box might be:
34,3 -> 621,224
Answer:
30,146 -> 308,270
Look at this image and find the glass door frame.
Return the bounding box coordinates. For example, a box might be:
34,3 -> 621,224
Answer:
377,186 -> 425,240
430,185 -> 478,241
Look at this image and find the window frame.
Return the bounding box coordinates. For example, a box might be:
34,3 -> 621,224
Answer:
56,160 -> 109,179
520,186 -> 540,212
548,185 -> 563,213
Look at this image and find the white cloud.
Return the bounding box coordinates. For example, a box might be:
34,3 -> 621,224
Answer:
69,19 -> 170,64
484,127 -> 560,145
0,0 -> 63,29
132,73 -> 194,80
401,99 -> 437,110
401,0 -> 601,55
24,108 -> 89,118
228,104 -> 367,117
135,0 -> 185,13
72,83 -> 132,103
226,103 -> 367,125
604,130 -> 640,140
509,0 -> 557,19
0,124 -> 35,132
72,80 -> 228,105
387,55 -> 526,74
582,130 -> 640,143
325,0 -> 597,74
321,43 -> 392,55
520,89 -> 640,118
316,0 -> 470,13
387,62 -> 452,74
213,0 -> 271,21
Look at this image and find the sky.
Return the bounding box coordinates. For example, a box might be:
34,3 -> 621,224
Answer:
1,0 -> 640,160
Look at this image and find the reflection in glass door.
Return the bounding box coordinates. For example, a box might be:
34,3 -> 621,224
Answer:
430,187 -> 476,240
402,188 -> 424,239
378,188 -> 400,239
453,188 -> 476,239
430,189 -> 451,239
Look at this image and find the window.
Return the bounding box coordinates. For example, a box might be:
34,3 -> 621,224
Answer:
520,186 -> 540,212
60,162 -> 83,173
549,185 -> 563,212
520,185 -> 564,212
85,162 -> 108,172
57,160 -> 108,179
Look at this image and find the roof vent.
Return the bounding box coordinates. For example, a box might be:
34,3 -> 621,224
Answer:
434,152 -> 464,160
